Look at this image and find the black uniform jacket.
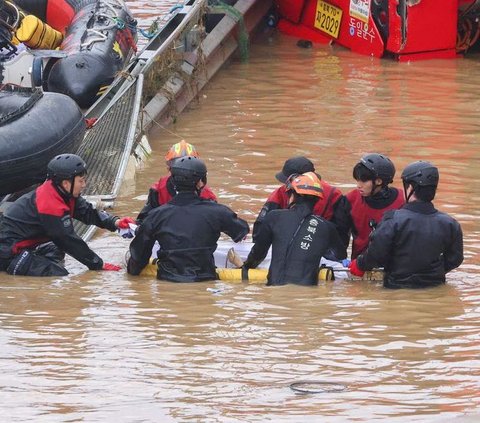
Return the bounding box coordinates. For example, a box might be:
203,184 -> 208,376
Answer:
244,201 -> 346,286
357,201 -> 464,289
136,175 -> 217,223
0,180 -> 118,269
127,192 -> 249,282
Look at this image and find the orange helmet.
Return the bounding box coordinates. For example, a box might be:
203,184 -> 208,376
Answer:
165,140 -> 199,164
286,172 -> 324,198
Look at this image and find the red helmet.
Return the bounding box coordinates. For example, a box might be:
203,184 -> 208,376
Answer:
165,140 -> 199,164
286,172 -> 324,198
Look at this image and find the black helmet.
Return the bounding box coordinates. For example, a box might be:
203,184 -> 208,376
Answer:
170,156 -> 207,190
401,161 -> 439,187
359,153 -> 395,184
47,154 -> 87,184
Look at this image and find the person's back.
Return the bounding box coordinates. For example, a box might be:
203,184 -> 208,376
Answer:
244,172 -> 346,286
136,140 -> 216,223
128,156 -> 249,282
350,161 -> 463,288
368,204 -> 462,287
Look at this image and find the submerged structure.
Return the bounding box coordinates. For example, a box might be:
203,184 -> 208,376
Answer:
275,0 -> 480,61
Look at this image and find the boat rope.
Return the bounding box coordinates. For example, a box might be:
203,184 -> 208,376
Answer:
0,85 -> 43,125
142,109 -> 185,140
0,0 -> 21,58
103,0 -> 123,17
0,1 -> 21,30
457,16 -> 480,53
208,0 -> 249,62
457,0 -> 480,52
170,4 -> 185,14
81,0 -> 136,49
136,1 -> 190,40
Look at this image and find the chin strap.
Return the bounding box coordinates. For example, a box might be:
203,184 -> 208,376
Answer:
403,181 -> 415,203
368,179 -> 384,198
195,177 -> 207,196
51,180 -> 73,202
69,176 -> 75,196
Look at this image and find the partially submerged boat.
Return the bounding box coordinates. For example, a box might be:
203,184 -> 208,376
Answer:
1,0 -> 137,107
0,84 -> 86,196
274,0 -> 480,61
0,0 -> 136,197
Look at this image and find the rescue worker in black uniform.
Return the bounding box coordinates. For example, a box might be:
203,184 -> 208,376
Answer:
333,153 -> 404,259
0,154 -> 133,276
127,156 -> 249,282
349,161 -> 464,289
243,172 -> 346,286
136,140 -> 217,224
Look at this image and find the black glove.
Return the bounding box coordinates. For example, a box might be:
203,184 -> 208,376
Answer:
240,263 -> 250,281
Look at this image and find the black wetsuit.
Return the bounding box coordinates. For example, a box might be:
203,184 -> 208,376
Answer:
356,201 -> 463,289
252,180 -> 342,241
136,175 -> 216,223
244,200 -> 346,286
0,180 -> 118,276
127,191 -> 249,282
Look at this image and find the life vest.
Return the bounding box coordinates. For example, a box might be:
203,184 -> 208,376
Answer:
153,176 -> 173,206
347,188 -> 404,258
266,181 -> 341,220
152,175 -> 217,206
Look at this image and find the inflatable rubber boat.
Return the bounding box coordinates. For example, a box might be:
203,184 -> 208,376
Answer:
0,84 -> 86,195
2,0 -> 137,108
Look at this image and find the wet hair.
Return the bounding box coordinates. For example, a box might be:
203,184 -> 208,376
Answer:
352,163 -> 375,182
411,184 -> 436,202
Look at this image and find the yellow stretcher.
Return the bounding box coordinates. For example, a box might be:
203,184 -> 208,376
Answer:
141,264 -> 333,282
140,261 -> 383,283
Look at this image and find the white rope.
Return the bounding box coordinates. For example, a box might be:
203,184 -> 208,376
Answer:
4,1 -> 20,29
81,29 -> 107,48
103,1 -> 121,18
80,0 -> 125,49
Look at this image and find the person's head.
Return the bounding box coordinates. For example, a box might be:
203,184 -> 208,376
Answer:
353,153 -> 395,197
47,154 -> 87,198
165,140 -> 199,170
286,171 -> 324,206
401,161 -> 439,203
170,156 -> 207,193
276,156 -> 315,183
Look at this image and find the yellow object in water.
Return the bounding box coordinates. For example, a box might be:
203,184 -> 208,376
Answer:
15,15 -> 63,49
140,261 -> 336,283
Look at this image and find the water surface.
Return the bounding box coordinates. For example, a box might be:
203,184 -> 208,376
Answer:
1,1 -> 480,421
